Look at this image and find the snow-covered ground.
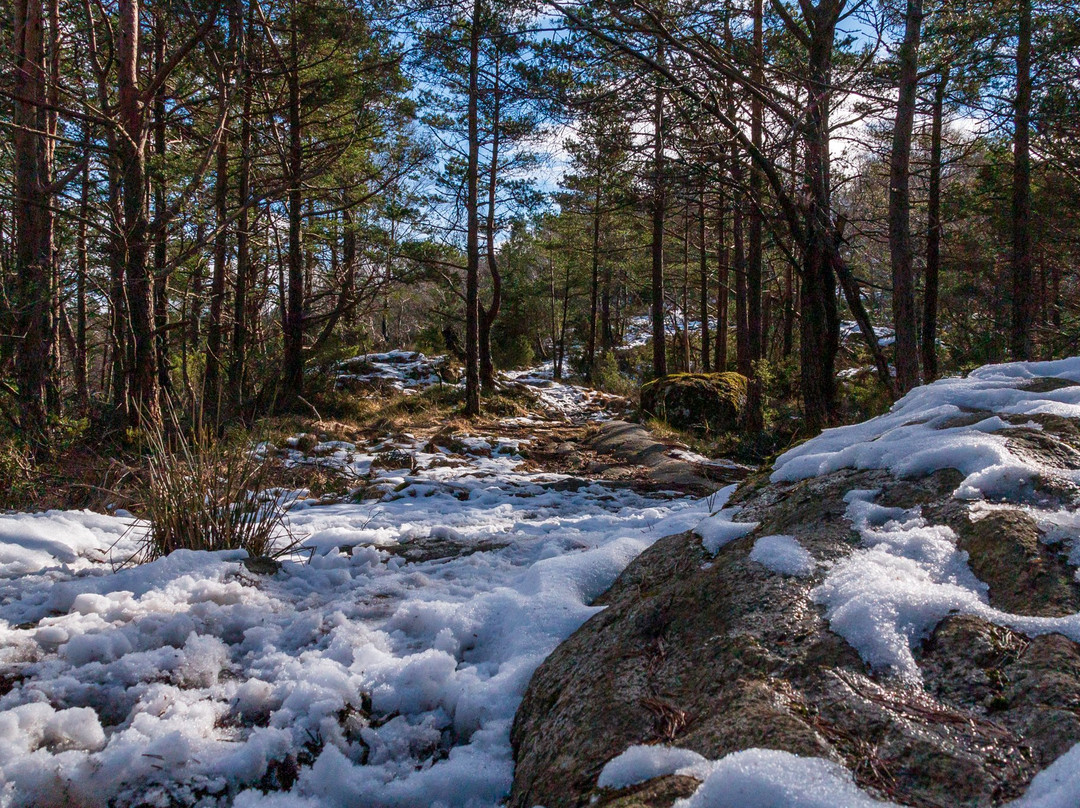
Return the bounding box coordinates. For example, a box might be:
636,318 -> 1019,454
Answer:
335,351 -> 452,393
504,361 -> 625,421
0,429 -> 710,807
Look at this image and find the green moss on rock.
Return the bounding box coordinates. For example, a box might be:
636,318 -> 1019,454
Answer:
640,373 -> 748,433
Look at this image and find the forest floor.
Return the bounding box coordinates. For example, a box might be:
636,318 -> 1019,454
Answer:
0,360 -> 745,808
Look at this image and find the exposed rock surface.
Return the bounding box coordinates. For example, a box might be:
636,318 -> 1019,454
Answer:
639,372 -> 747,433
511,387 -> 1080,808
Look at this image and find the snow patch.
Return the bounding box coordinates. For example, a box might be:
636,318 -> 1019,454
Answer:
749,535 -> 816,577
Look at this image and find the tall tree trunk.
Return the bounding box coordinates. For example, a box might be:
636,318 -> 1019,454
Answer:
480,51 -> 502,393
732,155 -> 749,376
715,187 -> 729,372
75,124 -> 91,407
798,3 -> 842,430
281,11 -> 305,405
586,169 -> 601,380
889,0 -> 923,394
230,0 -> 255,409
698,188 -> 710,372
108,129 -> 128,416
12,0 -> 53,437
650,38 -> 668,378
922,66 -> 948,382
600,258 -> 613,353
119,0 -> 160,427
152,20 -> 172,408
746,0 -> 765,429
204,2 -> 237,422
45,0 -> 60,413
464,0 -> 481,415
1010,0 -> 1034,360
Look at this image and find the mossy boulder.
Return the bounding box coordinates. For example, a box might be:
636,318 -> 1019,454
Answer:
639,372 -> 747,433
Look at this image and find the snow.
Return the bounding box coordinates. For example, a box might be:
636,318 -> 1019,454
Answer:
810,490 -> 990,682
840,320 -> 895,348
504,362 -> 624,422
772,357 -> 1080,500
599,743 -> 1080,808
597,744 -> 707,790
335,351 -> 452,393
693,501 -> 755,555
748,535 -> 816,577
0,425 -> 708,808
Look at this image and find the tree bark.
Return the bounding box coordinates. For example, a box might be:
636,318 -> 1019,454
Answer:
281,8 -> 305,405
204,1 -> 238,422
230,0 -> 255,409
12,0 -> 53,437
118,0 -> 161,427
75,124 -> 91,408
464,0 -> 482,415
922,67 -> 948,382
152,20 -> 172,409
888,0 -> 923,394
480,51 -> 502,393
746,0 -> 765,430
586,168 -> 601,380
798,2 -> 843,430
715,185 -> 729,372
1010,0 -> 1034,360
650,38 -> 668,379
698,188 -> 710,373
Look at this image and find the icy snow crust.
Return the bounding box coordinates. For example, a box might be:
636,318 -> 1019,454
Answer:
0,434 -> 709,807
773,357 -> 1080,499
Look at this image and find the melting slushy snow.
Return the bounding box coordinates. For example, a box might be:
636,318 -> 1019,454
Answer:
0,434 -> 711,808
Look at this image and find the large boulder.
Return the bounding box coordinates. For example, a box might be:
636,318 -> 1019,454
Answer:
511,366 -> 1080,808
639,372 -> 747,433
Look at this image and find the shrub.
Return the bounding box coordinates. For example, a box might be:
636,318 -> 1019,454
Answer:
133,418 -> 297,562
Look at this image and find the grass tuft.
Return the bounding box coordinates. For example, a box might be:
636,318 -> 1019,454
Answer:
131,415 -> 298,562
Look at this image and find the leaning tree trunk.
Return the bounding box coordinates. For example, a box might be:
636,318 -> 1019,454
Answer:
888,0 -> 923,394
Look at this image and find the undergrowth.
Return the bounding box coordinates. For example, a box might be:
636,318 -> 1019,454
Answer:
130,416 -> 298,562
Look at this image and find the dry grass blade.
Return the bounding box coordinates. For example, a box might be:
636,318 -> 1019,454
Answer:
131,414 -> 300,563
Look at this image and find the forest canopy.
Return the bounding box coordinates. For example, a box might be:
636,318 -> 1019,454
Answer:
3,0 -> 1079,440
